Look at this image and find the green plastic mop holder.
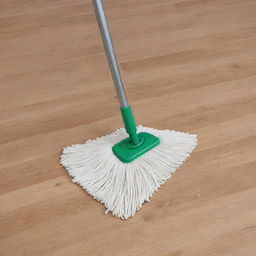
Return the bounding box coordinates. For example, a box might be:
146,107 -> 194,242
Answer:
112,132 -> 160,163
112,105 -> 160,163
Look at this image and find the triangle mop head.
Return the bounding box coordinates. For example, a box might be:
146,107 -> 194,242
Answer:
60,125 -> 197,219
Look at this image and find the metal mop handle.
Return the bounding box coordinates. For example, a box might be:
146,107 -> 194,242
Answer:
92,0 -> 141,146
92,0 -> 128,108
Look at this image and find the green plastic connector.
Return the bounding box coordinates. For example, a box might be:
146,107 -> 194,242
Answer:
112,105 -> 160,163
120,105 -> 140,146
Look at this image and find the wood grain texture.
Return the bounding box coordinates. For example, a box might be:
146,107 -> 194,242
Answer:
1,0 -> 256,255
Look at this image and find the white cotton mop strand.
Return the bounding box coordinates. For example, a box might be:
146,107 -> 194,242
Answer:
60,0 -> 197,220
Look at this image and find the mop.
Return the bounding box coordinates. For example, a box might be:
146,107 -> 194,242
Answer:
60,0 -> 197,219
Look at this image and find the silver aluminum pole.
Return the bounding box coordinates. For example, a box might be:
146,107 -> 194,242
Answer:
92,0 -> 128,108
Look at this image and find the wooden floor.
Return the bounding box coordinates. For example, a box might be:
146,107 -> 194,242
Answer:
1,0 -> 256,255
